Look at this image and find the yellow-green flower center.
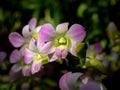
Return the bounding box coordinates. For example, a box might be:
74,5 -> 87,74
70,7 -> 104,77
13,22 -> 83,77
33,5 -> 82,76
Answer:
54,35 -> 71,49
33,53 -> 48,64
32,32 -> 38,40
58,37 -> 67,45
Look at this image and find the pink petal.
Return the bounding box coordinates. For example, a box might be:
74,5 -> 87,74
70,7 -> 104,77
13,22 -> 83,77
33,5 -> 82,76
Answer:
11,64 -> 22,72
28,18 -> 37,30
39,24 -> 56,42
67,24 -> 86,42
67,72 -> 83,90
55,49 -> 62,58
22,25 -> 31,37
81,81 -> 101,90
49,53 -> 58,62
62,49 -> 68,58
9,32 -> 25,47
59,72 -> 72,90
20,46 -> 25,56
0,51 -> 7,61
37,38 -> 46,50
24,48 -> 34,64
40,41 -> 55,54
29,39 -> 37,52
56,23 -> 69,34
55,49 -> 68,59
10,49 -> 22,63
70,41 -> 77,56
22,65 -> 31,76
31,61 -> 42,74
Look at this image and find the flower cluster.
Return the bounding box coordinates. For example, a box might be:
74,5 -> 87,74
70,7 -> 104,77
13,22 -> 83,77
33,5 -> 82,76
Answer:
6,17 -> 120,90
8,18 -> 86,75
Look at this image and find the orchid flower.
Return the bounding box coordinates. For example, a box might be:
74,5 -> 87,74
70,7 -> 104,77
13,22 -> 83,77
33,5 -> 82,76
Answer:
24,38 -> 50,74
8,18 -> 41,55
59,72 -> 89,90
9,49 -> 31,76
59,72 -> 106,90
39,23 -> 86,61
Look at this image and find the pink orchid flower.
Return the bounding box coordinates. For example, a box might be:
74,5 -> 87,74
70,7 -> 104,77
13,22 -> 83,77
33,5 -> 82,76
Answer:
59,72 -> 106,90
10,49 -> 31,76
24,38 -> 50,74
39,23 -> 86,61
8,18 -> 41,55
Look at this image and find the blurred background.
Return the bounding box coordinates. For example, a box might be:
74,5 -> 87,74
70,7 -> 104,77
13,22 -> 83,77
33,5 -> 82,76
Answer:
0,0 -> 120,90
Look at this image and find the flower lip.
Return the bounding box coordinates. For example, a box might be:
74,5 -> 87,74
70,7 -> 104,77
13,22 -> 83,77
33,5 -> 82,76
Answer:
58,37 -> 67,44
54,35 -> 71,50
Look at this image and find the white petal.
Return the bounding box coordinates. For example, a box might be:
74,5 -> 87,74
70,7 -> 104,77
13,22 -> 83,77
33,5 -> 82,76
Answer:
56,23 -> 69,34
22,25 -> 31,37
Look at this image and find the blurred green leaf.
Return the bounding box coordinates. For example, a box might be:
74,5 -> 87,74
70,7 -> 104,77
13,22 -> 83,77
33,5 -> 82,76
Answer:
82,61 -> 90,69
101,39 -> 107,49
91,13 -> 99,25
110,62 -> 118,72
77,3 -> 87,18
112,45 -> 120,52
21,0 -> 40,10
0,83 -> 9,89
86,28 -> 102,40
0,8 -> 4,21
110,0 -> 117,5
76,43 -> 87,66
89,58 -> 106,74
44,78 -> 57,87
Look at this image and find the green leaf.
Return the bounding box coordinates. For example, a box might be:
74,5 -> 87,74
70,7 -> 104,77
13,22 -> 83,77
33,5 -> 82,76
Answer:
77,3 -> 87,18
89,58 -> 106,74
91,13 -> 99,25
0,83 -> 9,89
76,43 -> 87,66
101,39 -> 107,49
81,61 -> 90,69
44,78 -> 57,87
